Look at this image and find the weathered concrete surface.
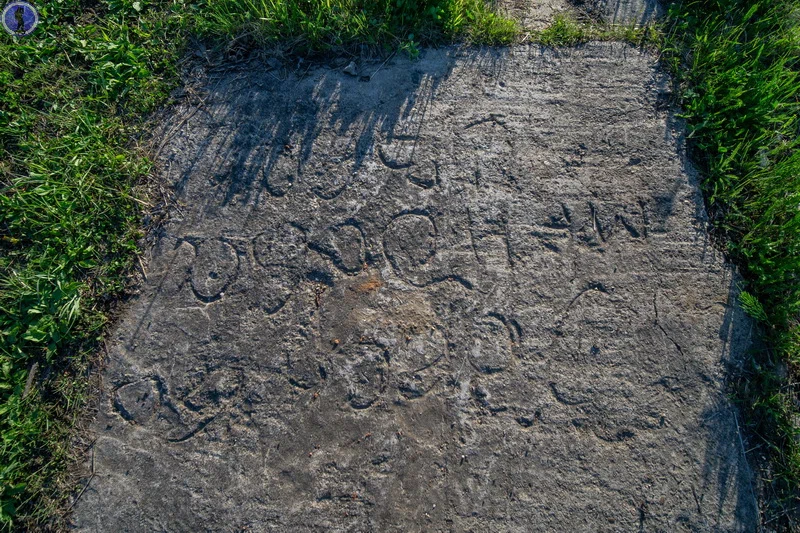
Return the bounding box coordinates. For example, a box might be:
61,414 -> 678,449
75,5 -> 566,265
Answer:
72,44 -> 757,531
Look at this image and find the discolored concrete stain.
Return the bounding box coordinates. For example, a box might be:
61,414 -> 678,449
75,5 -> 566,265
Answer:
71,44 -> 758,531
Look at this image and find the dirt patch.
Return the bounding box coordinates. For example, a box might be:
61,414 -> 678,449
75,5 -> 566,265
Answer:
71,44 -> 757,531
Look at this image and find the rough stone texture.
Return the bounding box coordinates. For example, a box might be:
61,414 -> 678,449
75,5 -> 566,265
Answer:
72,44 -> 757,531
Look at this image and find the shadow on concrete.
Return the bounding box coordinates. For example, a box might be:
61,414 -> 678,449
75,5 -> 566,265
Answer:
81,43 -> 759,530
166,50 -> 462,207
669,82 -> 761,530
698,272 -> 760,529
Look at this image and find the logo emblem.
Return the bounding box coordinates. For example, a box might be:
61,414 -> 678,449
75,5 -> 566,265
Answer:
2,1 -> 39,36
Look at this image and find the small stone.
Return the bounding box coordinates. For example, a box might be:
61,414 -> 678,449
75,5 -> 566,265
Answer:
343,61 -> 358,76
114,379 -> 157,424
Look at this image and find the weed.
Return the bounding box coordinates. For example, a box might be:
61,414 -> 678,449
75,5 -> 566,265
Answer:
740,291 -> 769,323
538,13 -> 586,46
536,12 -> 659,48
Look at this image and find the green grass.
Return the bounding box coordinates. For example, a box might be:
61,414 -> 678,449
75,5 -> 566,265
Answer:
536,12 -> 659,47
192,0 -> 519,53
0,0 -> 189,527
0,0 -> 517,529
664,0 -> 800,524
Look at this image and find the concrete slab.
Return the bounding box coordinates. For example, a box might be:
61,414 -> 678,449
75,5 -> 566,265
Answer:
72,44 -> 757,532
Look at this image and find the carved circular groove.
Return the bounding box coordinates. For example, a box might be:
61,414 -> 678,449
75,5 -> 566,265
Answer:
378,142 -> 414,170
343,345 -> 386,410
408,169 -> 436,189
408,161 -> 438,189
393,327 -> 445,400
252,223 -> 307,312
191,239 -> 239,300
262,153 -> 296,197
470,316 -> 513,373
383,213 -> 436,284
306,156 -> 352,200
330,224 -> 365,273
114,379 -> 158,424
287,354 -> 323,390
253,224 -> 307,269
396,327 -> 446,372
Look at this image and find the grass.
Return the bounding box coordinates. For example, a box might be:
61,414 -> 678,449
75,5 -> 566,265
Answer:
2,0 -> 798,529
0,0 -> 189,527
536,12 -> 659,47
663,0 -> 800,525
192,0 -> 519,53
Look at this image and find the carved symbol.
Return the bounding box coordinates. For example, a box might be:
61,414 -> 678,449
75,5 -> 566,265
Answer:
305,154 -> 353,200
190,239 -> 239,302
310,223 -> 366,274
469,315 -> 514,373
378,141 -> 438,189
383,212 -> 437,286
252,223 -> 308,313
148,367 -> 244,443
114,379 -> 159,424
545,202 -> 646,249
